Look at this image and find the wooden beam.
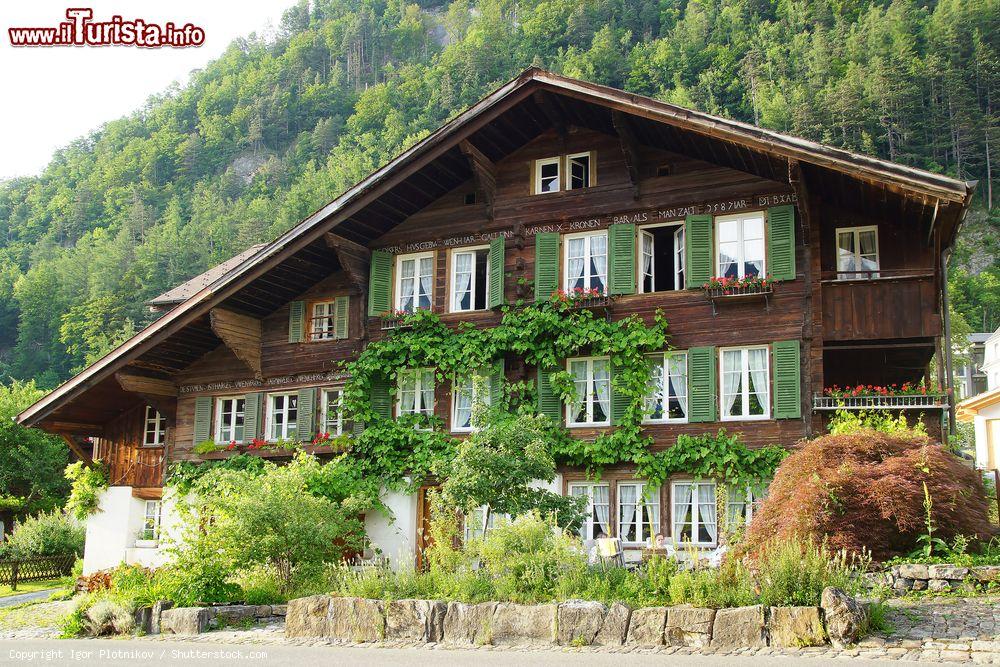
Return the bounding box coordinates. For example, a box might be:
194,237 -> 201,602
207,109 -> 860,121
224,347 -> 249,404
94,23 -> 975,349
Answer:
787,159 -> 812,243
532,91 -> 567,140
58,432 -> 92,464
459,139 -> 496,214
612,111 -> 643,197
325,233 -> 371,292
209,308 -> 262,379
115,372 -> 177,397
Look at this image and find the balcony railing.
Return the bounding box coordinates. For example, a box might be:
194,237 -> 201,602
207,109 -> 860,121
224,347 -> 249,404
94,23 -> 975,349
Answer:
812,394 -> 947,411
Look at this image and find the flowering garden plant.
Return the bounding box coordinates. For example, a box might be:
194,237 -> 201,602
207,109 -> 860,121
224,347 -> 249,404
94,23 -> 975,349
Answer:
703,274 -> 772,293
553,287 -> 606,303
823,382 -> 939,398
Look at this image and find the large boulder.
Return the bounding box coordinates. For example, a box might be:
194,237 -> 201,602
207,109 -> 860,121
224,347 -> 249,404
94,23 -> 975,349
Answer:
593,602 -> 631,646
160,607 -> 210,635
329,597 -> 385,642
625,607 -> 667,647
665,607 -> 715,647
492,603 -> 557,644
209,605 -> 258,629
821,587 -> 867,649
711,605 -> 767,648
442,601 -> 497,645
897,564 -> 928,580
928,565 -> 968,580
285,595 -> 332,638
972,566 -> 1000,583
557,600 -> 607,645
385,599 -> 447,642
769,607 -> 826,648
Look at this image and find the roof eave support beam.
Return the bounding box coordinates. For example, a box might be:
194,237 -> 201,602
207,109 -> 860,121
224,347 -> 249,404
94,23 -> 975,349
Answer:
787,159 -> 812,243
324,233 -> 370,294
58,432 -> 92,464
459,139 -> 496,217
209,308 -> 262,379
612,110 -> 643,198
115,371 -> 179,426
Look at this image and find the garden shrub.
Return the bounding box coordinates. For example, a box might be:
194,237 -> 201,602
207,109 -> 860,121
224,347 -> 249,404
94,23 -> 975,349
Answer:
2,510 -> 84,559
743,428 -> 997,560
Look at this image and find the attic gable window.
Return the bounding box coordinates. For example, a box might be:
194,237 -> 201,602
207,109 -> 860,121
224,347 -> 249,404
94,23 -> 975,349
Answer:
567,152 -> 591,189
310,301 -> 338,340
533,153 -> 595,194
535,157 -> 561,194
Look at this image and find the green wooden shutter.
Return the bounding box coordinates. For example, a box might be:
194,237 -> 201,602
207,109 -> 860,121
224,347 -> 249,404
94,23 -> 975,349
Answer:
534,233 -> 560,301
370,375 -> 393,420
193,396 -> 213,444
334,296 -> 350,339
489,358 -> 505,407
288,301 -> 305,343
368,250 -> 394,316
610,362 -> 629,425
296,388 -> 316,440
607,223 -> 636,295
772,340 -> 802,419
536,366 -> 562,422
767,205 -> 796,281
244,392 -> 263,440
684,214 -> 713,288
488,236 -> 505,309
687,346 -> 717,423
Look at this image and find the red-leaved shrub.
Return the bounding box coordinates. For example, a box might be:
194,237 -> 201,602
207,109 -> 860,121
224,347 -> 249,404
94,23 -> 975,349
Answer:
743,429 -> 996,561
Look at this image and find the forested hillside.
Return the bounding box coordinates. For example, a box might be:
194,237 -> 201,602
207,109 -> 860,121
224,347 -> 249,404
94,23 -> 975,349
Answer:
0,0 -> 996,387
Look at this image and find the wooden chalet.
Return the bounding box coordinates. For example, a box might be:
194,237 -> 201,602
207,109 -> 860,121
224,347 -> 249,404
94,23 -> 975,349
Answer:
17,68 -> 975,570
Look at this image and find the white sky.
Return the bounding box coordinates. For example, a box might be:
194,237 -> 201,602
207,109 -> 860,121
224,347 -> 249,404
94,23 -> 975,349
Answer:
0,1 -> 291,180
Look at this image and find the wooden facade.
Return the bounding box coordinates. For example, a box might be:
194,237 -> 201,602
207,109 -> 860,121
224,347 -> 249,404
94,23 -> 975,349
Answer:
20,70 -> 973,535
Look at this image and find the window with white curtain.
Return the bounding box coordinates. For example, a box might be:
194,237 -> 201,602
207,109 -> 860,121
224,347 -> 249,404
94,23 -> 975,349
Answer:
836,226 -> 879,279
720,346 -> 770,420
398,368 -> 435,423
451,247 -> 489,312
143,406 -> 165,446
396,252 -> 434,313
266,392 -> 298,441
672,481 -> 717,546
569,483 -> 610,541
567,356 -> 611,426
564,232 -> 607,294
726,484 -> 769,527
215,396 -> 245,443
451,373 -> 489,432
618,483 -> 659,544
320,388 -> 344,436
716,212 -> 765,279
644,351 -> 688,422
639,224 -> 685,293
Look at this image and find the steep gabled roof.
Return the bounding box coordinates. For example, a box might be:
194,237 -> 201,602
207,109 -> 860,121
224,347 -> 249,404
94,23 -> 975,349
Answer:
17,67 -> 976,430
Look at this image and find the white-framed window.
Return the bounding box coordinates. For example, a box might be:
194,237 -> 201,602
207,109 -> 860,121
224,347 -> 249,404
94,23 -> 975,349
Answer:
716,211 -> 765,279
266,392 -> 298,441
720,346 -> 770,420
463,505 -> 508,541
726,484 -> 769,527
215,396 -> 246,444
639,223 -> 685,293
451,247 -> 489,312
535,157 -> 561,194
451,373 -> 489,432
396,252 -> 434,313
836,226 -> 880,279
672,480 -> 717,546
398,368 -> 435,421
567,356 -> 611,427
320,388 -> 344,436
143,405 -> 165,447
566,152 -> 591,190
140,500 -> 161,542
644,351 -> 688,422
309,300 -> 341,341
564,231 -> 608,294
618,482 -> 659,545
569,482 -> 611,541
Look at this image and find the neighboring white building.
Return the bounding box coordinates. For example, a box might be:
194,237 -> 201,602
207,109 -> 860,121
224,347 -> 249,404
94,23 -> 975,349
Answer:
981,328 -> 1000,393
958,387 -> 1000,474
954,332 -> 992,401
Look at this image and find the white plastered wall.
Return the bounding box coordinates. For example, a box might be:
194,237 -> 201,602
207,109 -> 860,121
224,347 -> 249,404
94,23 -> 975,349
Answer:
364,488 -> 418,570
83,487 -> 183,574
973,401 -> 1000,470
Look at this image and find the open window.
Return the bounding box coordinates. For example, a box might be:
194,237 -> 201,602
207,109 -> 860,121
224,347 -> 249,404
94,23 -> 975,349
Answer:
566,152 -> 591,190
639,223 -> 685,292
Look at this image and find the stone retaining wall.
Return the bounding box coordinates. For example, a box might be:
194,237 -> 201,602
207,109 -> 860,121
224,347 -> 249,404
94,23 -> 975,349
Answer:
865,564 -> 1000,595
142,603 -> 287,635
284,587 -> 866,649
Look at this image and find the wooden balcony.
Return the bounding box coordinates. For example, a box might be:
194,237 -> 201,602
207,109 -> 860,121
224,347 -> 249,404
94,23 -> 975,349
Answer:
821,270 -> 940,341
105,444 -> 165,488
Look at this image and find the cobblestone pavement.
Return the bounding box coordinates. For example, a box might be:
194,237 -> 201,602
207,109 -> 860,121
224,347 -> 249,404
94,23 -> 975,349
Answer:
2,597 -> 998,664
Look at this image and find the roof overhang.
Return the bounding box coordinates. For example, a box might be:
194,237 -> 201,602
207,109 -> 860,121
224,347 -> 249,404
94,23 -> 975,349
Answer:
17,67 -> 976,430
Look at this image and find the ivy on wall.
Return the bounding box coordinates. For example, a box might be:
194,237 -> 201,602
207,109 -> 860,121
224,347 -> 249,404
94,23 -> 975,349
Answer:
340,297 -> 786,491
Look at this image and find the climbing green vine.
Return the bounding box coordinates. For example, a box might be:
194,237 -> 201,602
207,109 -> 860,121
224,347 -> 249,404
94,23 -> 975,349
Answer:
340,296 -> 785,491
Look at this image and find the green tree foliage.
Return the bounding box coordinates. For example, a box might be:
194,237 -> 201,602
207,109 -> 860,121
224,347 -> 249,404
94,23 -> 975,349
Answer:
0,381 -> 71,516
0,510 -> 85,559
0,0 -> 996,385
